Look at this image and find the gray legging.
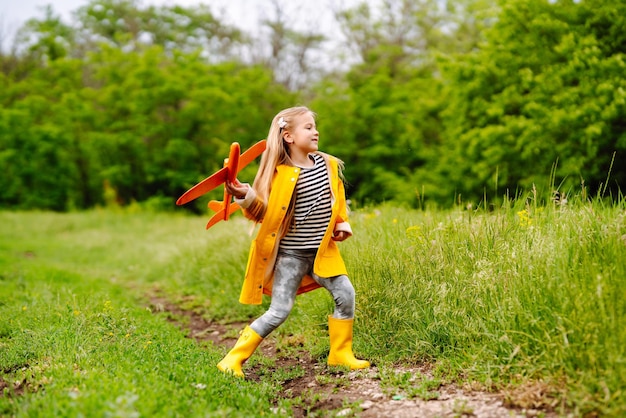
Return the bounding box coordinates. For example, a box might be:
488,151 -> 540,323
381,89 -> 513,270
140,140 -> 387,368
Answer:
250,248 -> 355,338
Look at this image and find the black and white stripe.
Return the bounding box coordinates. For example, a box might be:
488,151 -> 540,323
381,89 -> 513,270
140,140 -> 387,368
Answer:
280,154 -> 332,251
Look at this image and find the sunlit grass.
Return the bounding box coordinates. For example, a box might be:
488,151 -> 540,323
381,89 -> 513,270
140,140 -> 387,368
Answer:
329,197 -> 626,416
0,210 -> 279,417
1,195 -> 625,416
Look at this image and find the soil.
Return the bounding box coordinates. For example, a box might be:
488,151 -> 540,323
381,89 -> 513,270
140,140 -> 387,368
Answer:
148,291 -> 563,418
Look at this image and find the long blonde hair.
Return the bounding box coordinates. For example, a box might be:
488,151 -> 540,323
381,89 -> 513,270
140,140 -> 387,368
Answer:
253,106 -> 315,204
251,106 -> 344,234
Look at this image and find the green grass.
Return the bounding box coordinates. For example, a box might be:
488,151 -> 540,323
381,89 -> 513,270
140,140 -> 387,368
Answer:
338,197 -> 626,416
0,210 -> 278,417
1,194 -> 625,416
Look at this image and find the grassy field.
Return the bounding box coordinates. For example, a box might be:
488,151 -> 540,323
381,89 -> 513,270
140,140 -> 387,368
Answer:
1,196 -> 625,416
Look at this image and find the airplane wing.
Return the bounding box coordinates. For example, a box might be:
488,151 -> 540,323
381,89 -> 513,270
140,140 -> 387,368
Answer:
206,201 -> 241,229
238,140 -> 266,172
176,166 -> 228,206
175,140 -> 266,208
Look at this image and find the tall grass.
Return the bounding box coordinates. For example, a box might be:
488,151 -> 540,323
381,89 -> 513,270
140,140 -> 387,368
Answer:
1,195 -> 625,416
328,197 -> 626,415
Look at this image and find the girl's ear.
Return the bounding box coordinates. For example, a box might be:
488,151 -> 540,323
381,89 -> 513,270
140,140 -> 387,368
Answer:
283,131 -> 293,144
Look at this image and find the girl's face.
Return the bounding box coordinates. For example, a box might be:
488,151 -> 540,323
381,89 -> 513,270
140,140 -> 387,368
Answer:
285,112 -> 319,155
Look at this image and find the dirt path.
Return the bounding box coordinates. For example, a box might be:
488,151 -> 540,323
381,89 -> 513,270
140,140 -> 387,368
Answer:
148,293 -> 560,417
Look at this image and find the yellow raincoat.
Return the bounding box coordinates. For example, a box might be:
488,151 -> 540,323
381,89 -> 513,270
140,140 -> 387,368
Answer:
238,155 -> 352,305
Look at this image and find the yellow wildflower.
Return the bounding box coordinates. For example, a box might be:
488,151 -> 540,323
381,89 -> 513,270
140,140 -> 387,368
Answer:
406,225 -> 421,238
517,209 -> 532,226
103,301 -> 113,312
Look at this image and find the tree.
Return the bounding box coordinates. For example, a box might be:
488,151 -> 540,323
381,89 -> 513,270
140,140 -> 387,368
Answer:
240,0 -> 327,91
11,0 -> 243,62
0,57 -> 88,210
82,44 -> 294,208
313,0 -> 496,206
14,6 -> 75,63
432,0 -> 626,204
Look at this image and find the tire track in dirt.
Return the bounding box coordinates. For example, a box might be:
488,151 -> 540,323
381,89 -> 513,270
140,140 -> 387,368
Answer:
148,291 -> 561,417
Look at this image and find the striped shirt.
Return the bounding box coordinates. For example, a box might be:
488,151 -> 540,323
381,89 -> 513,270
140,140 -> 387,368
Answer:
280,153 -> 332,251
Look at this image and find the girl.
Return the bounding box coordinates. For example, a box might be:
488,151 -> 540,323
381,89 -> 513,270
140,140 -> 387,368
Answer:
217,106 -> 370,377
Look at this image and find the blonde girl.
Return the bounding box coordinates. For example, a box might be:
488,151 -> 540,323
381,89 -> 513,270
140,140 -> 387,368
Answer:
217,106 -> 370,377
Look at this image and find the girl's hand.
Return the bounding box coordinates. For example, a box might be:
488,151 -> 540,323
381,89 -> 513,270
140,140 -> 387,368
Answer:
332,231 -> 349,242
225,179 -> 249,200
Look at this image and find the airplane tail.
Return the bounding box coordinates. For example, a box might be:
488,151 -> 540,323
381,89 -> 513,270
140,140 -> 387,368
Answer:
206,201 -> 240,229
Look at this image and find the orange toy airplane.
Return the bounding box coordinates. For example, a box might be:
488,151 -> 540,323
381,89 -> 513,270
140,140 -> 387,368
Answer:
176,140 -> 266,229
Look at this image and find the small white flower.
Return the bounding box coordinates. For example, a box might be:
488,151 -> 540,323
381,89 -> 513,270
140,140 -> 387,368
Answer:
278,117 -> 287,129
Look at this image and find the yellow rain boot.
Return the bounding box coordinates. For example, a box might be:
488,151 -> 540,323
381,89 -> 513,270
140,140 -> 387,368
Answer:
327,316 -> 370,370
217,325 -> 263,377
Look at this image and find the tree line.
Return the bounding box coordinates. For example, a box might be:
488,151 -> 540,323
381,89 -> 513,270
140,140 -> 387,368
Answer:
1,0 -> 624,212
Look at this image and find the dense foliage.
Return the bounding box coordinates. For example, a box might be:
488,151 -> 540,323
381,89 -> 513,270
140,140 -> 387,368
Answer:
1,0 -> 624,211
431,0 -> 626,204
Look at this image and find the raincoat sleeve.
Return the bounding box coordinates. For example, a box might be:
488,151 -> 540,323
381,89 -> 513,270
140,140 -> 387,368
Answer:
333,167 -> 353,237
